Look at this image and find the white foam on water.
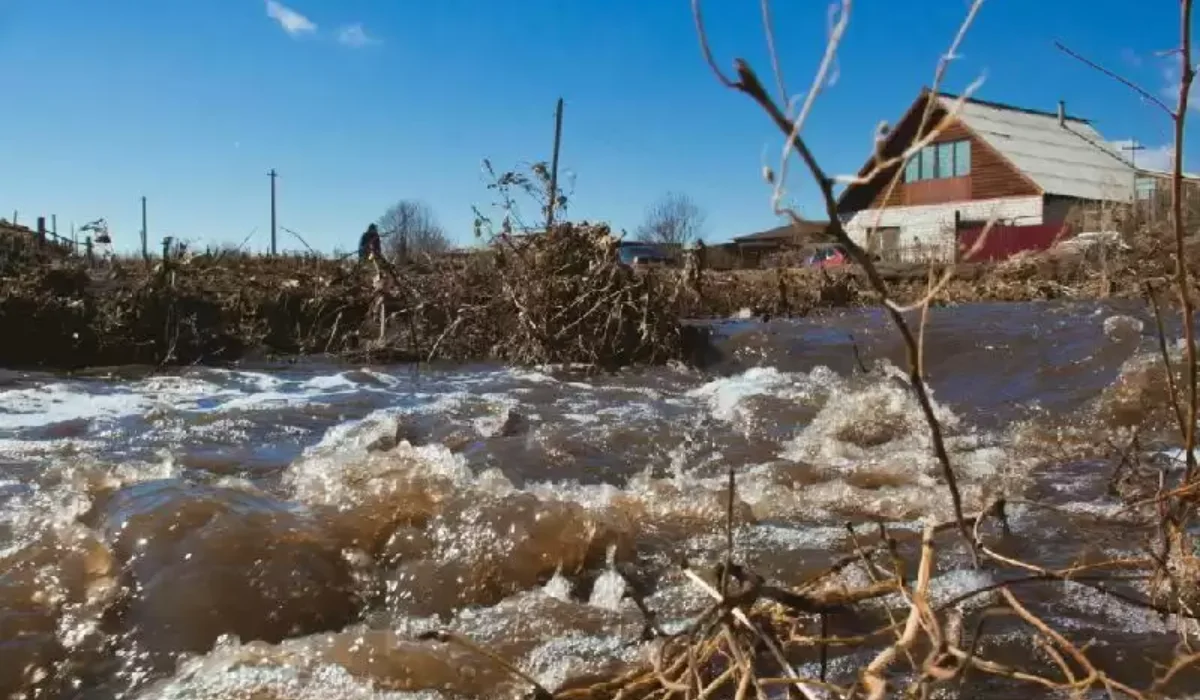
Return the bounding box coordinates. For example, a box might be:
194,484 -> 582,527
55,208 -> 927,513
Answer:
302,373 -> 361,391
0,383 -> 154,430
1052,579 -> 1180,637
684,522 -> 849,558
141,643 -> 453,700
542,568 -> 573,601
687,366 -> 829,424
523,633 -> 640,692
0,366 -> 495,440
1102,314 -> 1144,342
587,545 -> 626,612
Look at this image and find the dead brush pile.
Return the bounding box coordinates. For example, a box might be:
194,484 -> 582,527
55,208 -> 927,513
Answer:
0,253 -> 381,367
691,267 -> 863,318
0,222 -> 694,370
488,222 -> 688,367
0,227 -> 72,276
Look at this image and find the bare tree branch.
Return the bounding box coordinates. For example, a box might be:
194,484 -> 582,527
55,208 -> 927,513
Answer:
1173,0 -> 1197,482
691,0 -> 983,564
1054,40 -> 1176,117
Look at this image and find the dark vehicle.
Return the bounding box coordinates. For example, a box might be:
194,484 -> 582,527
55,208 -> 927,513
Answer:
618,243 -> 670,268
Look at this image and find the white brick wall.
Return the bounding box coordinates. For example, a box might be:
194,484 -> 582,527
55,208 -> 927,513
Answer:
840,196 -> 1044,262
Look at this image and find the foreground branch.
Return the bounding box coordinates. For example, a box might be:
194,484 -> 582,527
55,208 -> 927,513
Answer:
691,0 -> 978,563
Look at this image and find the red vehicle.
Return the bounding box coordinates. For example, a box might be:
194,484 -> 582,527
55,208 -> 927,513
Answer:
805,244 -> 848,268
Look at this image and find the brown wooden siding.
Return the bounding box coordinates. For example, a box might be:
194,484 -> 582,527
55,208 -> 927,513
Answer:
844,102 -> 1042,213
970,136 -> 1040,199
904,176 -> 970,205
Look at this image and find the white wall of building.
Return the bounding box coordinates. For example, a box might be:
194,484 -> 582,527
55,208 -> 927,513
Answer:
840,195 -> 1044,262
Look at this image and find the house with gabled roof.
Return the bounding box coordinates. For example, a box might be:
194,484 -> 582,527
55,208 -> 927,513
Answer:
729,219 -> 829,267
835,88 -> 1139,262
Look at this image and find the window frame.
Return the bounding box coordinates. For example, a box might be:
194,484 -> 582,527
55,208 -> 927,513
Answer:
952,140 -> 971,177
904,153 -> 921,183
936,143 -> 955,180
902,138 -> 972,183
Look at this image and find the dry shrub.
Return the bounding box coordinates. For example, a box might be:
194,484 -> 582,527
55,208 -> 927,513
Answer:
487,222 -> 688,367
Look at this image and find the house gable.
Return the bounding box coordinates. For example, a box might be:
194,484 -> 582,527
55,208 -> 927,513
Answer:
835,89 -> 1042,216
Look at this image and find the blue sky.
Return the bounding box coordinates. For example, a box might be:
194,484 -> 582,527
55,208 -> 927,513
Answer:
0,0 -> 1193,254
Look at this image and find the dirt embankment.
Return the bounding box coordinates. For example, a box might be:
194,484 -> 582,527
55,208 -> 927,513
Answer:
0,224 -> 1187,370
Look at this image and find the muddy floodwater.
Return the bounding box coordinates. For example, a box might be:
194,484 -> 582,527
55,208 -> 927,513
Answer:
1,300 -> 1197,699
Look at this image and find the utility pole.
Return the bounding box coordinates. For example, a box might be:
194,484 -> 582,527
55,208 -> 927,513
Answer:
140,196 -> 149,261
269,169 -> 278,256
1121,140 -> 1146,205
1121,139 -> 1146,169
546,98 -> 564,230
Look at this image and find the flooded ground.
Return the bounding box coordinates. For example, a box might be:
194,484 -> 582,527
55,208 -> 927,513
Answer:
1,300 -> 1197,698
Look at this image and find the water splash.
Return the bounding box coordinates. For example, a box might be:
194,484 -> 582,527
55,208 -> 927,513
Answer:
587,544 -> 626,611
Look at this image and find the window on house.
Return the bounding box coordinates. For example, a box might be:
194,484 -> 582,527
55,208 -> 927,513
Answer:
904,155 -> 920,183
953,140 -> 971,176
919,148 -> 937,180
937,144 -> 955,181
903,139 -> 972,182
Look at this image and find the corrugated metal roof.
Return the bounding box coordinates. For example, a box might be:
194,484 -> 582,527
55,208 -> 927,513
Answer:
936,94 -> 1136,202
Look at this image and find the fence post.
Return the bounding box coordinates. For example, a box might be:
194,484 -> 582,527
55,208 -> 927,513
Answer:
36,217 -> 46,246
85,237 -> 94,266
953,210 -> 962,262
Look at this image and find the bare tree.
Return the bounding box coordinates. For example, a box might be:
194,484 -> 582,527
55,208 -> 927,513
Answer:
636,192 -> 707,247
376,199 -> 450,262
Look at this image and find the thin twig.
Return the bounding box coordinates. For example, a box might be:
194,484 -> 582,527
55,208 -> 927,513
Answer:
1145,281 -> 1187,441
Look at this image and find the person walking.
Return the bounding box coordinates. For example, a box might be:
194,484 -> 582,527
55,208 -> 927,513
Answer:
358,224 -> 382,263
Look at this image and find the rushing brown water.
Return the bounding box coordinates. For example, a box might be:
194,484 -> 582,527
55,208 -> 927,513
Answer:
0,300 -> 1197,699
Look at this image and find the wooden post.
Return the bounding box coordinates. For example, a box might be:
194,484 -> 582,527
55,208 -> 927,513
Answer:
545,98 -> 564,230
269,169 -> 278,256
141,196 -> 149,263
953,210 -> 962,262
36,217 -> 46,246
51,215 -> 57,239
85,237 -> 94,265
